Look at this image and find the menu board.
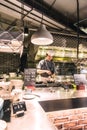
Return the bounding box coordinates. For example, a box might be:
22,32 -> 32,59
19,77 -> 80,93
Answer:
24,68 -> 36,86
74,74 -> 87,85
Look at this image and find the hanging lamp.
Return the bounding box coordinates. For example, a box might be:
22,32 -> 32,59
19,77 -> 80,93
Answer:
31,24 -> 53,45
31,0 -> 53,46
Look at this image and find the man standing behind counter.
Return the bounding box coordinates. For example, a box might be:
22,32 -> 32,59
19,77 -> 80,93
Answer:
37,50 -> 55,82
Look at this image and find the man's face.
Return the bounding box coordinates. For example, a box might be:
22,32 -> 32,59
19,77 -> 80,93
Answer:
48,55 -> 53,60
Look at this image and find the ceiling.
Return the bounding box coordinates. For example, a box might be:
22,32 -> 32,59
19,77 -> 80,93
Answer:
0,0 -> 87,53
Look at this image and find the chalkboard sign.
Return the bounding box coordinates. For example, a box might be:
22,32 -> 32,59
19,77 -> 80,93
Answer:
24,68 -> 36,86
74,74 -> 87,85
12,101 -> 27,114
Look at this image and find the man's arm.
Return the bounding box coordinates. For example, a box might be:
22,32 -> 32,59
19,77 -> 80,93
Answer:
37,69 -> 52,75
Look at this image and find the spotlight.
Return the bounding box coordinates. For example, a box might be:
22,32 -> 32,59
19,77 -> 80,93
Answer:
24,27 -> 28,36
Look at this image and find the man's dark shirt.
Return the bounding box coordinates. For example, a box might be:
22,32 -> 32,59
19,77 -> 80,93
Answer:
37,59 -> 55,77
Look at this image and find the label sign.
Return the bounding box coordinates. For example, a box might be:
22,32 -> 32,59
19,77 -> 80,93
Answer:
12,101 -> 27,114
74,74 -> 87,85
24,68 -> 36,86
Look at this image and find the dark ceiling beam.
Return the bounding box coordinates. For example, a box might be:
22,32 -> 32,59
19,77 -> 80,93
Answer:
6,19 -> 17,31
19,0 -> 85,35
76,0 -> 80,59
0,18 -> 12,26
2,0 -> 61,30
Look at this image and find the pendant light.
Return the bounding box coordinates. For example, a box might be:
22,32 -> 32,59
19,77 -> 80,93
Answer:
31,24 -> 53,45
30,0 -> 54,46
31,0 -> 54,46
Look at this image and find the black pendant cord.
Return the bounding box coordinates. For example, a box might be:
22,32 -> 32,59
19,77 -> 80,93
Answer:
77,0 -> 80,59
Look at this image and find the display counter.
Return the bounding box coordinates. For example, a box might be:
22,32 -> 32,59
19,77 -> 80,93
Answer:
47,107 -> 87,130
1,87 -> 87,130
7,100 -> 56,130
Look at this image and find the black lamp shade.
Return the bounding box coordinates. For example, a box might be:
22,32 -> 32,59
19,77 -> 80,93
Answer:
24,27 -> 28,36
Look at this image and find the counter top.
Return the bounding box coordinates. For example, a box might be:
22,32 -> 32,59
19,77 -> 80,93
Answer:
2,88 -> 87,130
7,100 -> 56,130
